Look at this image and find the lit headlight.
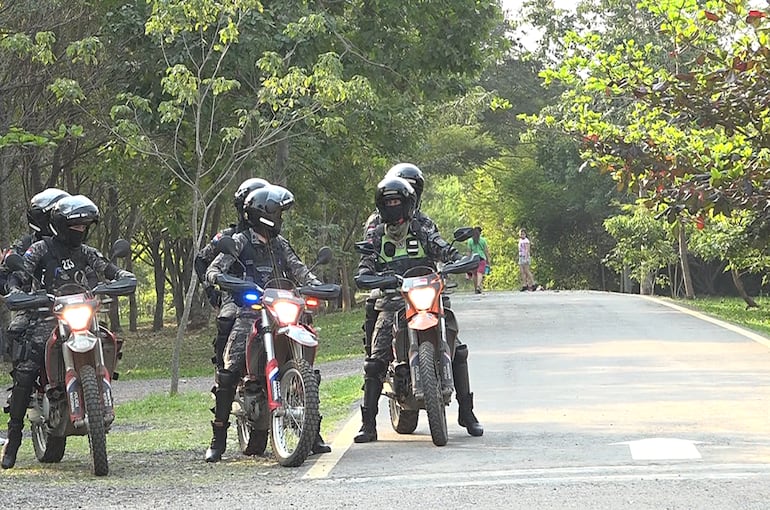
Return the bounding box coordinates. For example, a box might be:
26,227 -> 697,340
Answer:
62,305 -> 94,332
271,300 -> 302,325
407,287 -> 436,311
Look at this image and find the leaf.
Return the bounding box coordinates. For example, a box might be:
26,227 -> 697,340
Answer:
704,11 -> 720,22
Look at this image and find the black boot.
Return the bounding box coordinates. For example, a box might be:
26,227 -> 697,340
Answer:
205,421 -> 229,463
452,344 -> 483,437
310,370 -> 331,454
457,393 -> 483,437
353,377 -> 382,443
205,372 -> 236,463
312,416 -> 331,454
2,381 -> 33,469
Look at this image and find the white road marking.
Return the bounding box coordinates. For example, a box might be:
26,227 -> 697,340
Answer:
316,463 -> 770,487
611,437 -> 702,460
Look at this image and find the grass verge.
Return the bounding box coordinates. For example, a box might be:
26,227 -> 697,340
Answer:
675,295 -> 770,338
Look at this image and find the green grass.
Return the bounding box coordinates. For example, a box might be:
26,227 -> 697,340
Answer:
676,295 -> 770,337
47,374 -> 362,458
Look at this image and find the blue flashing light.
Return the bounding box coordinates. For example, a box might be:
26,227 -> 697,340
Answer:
243,291 -> 261,304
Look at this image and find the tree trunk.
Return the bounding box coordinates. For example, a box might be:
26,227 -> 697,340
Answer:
107,186 -> 122,332
677,223 -> 695,299
731,267 -> 758,308
151,239 -> 165,331
274,137 -> 289,185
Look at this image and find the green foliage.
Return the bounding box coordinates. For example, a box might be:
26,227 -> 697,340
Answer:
603,202 -> 678,288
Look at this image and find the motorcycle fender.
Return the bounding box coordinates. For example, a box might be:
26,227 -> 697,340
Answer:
407,311 -> 438,330
64,369 -> 85,424
278,325 -> 318,348
66,331 -> 99,353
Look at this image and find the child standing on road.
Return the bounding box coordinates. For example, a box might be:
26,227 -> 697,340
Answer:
467,227 -> 491,294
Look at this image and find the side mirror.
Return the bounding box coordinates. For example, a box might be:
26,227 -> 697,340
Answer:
315,246 -> 333,266
453,227 -> 475,243
4,253 -> 25,273
110,239 -> 131,260
216,235 -> 238,257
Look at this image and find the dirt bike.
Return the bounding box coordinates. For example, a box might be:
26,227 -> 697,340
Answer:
355,227 -> 479,446
213,236 -> 340,467
3,240 -> 135,476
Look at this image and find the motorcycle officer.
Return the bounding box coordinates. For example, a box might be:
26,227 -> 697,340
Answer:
361,163 -> 437,356
2,188 -> 71,360
195,178 -> 331,456
203,184 -> 327,462
194,178 -> 270,370
353,176 -> 484,443
2,195 -> 135,469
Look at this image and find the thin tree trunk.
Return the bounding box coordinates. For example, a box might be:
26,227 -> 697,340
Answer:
678,223 -> 695,299
151,239 -> 165,331
731,267 -> 758,308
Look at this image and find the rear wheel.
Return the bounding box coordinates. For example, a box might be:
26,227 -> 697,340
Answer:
271,359 -> 319,467
81,365 -> 108,476
389,398 -> 419,434
30,399 -> 67,463
237,416 -> 268,456
419,342 -> 448,447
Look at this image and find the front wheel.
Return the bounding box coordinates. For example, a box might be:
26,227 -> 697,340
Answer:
419,342 -> 448,447
271,358 -> 319,467
80,365 -> 108,476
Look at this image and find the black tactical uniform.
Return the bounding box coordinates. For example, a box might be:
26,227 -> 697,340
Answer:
2,195 -> 134,469
353,177 -> 483,444
202,184 -> 327,462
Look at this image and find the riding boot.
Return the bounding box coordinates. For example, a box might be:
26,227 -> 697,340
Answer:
311,370 -> 331,454
354,377 -> 382,443
2,382 -> 33,469
453,345 -> 484,437
205,381 -> 235,463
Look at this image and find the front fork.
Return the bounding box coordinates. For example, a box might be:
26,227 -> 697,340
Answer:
260,308 -> 282,412
62,336 -> 114,427
407,314 -> 455,400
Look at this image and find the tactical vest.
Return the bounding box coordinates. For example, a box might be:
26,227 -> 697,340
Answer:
374,222 -> 430,275
38,239 -> 98,293
238,235 -> 288,289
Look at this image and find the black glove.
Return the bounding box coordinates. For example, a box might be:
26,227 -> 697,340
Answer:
448,247 -> 461,262
308,278 -> 323,286
205,286 -> 221,308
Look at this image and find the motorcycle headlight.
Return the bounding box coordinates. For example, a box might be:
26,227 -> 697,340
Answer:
62,304 -> 94,332
271,300 -> 302,325
407,287 -> 437,311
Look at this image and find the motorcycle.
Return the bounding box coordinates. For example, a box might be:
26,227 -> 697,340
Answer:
213,236 -> 340,467
3,240 -> 135,476
355,227 -> 479,446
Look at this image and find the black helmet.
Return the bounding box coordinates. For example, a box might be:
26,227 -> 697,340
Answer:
27,188 -> 70,236
50,195 -> 100,247
386,163 -> 424,207
375,177 -> 416,226
234,178 -> 270,220
243,184 -> 295,237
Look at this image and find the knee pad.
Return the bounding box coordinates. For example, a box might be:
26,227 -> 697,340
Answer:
454,343 -> 468,364
363,357 -> 386,378
12,367 -> 37,388
215,369 -> 238,389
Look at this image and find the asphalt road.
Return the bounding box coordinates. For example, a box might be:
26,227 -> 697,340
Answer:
300,290 -> 770,509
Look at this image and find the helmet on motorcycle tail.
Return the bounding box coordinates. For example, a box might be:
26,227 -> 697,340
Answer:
50,195 -> 100,248
386,163 -> 424,208
234,178 -> 270,221
375,177 -> 416,226
243,184 -> 295,238
27,188 -> 71,237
